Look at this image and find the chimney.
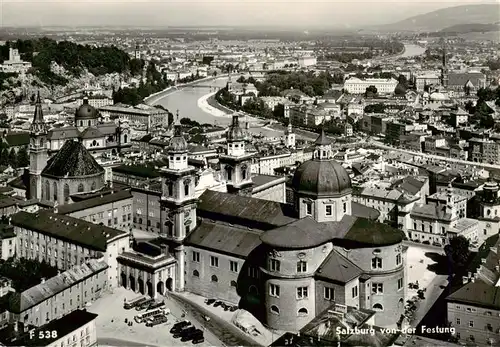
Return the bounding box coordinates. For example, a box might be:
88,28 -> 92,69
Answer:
40,278 -> 45,284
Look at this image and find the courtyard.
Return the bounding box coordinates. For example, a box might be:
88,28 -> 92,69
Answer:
87,287 -> 224,347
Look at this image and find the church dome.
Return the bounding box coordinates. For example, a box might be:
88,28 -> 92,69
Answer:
168,122 -> 187,152
227,114 -> 246,142
292,159 -> 352,198
75,98 -> 98,120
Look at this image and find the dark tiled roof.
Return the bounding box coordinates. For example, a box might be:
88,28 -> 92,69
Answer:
42,140 -> 104,178
197,190 -> 296,230
56,190 -> 132,215
448,72 -> 485,87
446,280 -> 500,310
344,217 -> 404,247
251,174 -> 283,188
80,127 -> 103,139
316,250 -> 363,283
0,224 -> 15,239
47,126 -> 79,140
113,164 -> 161,178
3,260 -> 107,313
3,132 -> 29,147
185,220 -> 263,258
260,216 -> 356,250
1,310 -> 98,346
351,201 -> 380,220
11,211 -> 127,252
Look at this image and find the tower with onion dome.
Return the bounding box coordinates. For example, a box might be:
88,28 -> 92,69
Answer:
220,113 -> 255,196
159,113 -> 198,291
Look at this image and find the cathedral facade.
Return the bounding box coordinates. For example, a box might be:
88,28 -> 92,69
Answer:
28,93 -> 107,205
126,113 -> 408,331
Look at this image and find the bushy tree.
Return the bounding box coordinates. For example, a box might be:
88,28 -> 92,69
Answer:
444,235 -> 470,274
17,146 -> 29,167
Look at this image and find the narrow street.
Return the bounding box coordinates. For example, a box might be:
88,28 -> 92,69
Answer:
410,274 -> 449,328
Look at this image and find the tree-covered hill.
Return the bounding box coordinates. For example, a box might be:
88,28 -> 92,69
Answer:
0,38 -> 144,85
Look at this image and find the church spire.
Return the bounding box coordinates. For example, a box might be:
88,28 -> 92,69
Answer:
30,91 -> 47,134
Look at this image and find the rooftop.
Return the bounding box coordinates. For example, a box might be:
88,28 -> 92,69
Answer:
197,190 -> 296,230
56,190 -> 132,215
185,220 -> 263,258
1,260 -> 107,313
42,140 -> 104,178
11,210 -> 128,252
316,250 -> 364,283
446,280 -> 500,310
0,309 -> 98,346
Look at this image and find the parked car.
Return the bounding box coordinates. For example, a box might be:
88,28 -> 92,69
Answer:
205,299 -> 216,305
170,321 -> 191,334
213,301 -> 222,307
174,326 -> 196,339
230,306 -> 238,312
181,329 -> 203,342
192,336 -> 205,345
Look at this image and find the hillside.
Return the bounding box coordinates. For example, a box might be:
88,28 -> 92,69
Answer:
440,23 -> 500,33
371,4 -> 499,32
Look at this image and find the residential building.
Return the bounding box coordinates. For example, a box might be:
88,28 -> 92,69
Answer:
0,260 -> 107,327
343,78 -> 398,94
11,211 -> 129,288
0,310 -> 98,347
99,103 -> 169,130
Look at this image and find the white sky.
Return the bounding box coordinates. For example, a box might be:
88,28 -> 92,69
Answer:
0,0 -> 496,28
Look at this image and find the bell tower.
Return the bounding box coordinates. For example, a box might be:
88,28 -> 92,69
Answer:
29,92 -> 48,200
284,121 -> 296,149
441,40 -> 449,88
160,113 -> 198,292
220,114 -> 255,196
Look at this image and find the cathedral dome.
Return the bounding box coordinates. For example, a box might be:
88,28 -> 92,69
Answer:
168,122 -> 188,153
75,98 -> 98,120
292,159 -> 352,198
227,114 -> 246,142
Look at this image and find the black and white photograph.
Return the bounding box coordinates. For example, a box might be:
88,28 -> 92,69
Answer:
0,0 -> 498,346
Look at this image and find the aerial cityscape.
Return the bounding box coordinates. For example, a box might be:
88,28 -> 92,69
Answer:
0,1 -> 499,346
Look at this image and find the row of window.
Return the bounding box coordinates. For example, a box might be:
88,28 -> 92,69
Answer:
304,202 -> 347,216
268,259 -> 309,273
270,305 -> 308,316
192,252 -> 242,273
371,254 -> 402,269
413,222 -> 446,234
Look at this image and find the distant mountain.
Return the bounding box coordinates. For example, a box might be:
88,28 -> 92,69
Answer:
371,4 -> 500,32
440,23 -> 500,33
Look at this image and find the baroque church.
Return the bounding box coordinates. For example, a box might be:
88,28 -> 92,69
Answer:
122,112 -> 408,331
24,92 -> 409,331
28,93 -> 109,205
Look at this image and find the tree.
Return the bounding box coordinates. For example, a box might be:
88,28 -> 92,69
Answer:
8,148 -> 16,168
17,146 -> 29,167
444,235 -> 470,275
365,85 -> 378,97
0,147 -> 8,166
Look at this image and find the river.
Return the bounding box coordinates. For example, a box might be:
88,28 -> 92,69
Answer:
149,44 -> 426,137
400,43 -> 426,58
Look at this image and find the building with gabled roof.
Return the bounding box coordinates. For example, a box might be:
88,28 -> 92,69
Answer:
10,210 -> 129,288
0,259 -> 107,327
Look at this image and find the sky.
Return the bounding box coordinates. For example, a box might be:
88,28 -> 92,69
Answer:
0,0 -> 496,29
